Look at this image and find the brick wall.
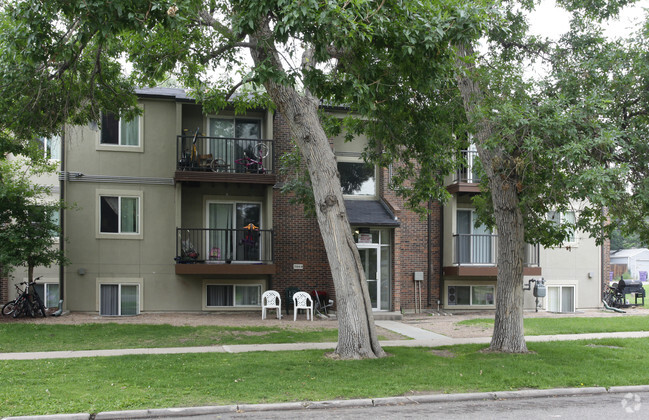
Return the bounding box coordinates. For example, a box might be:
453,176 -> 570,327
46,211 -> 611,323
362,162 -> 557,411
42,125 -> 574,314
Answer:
380,168 -> 442,312
0,266 -> 8,303
602,237 -> 611,287
272,112 -> 443,312
271,112 -> 335,302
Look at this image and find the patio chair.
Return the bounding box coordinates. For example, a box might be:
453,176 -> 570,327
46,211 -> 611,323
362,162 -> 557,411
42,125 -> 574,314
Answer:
285,287 -> 300,316
292,291 -> 313,321
261,290 -> 281,320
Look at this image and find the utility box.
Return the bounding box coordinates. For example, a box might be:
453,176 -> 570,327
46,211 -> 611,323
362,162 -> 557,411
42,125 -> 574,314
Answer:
414,271 -> 424,281
533,282 -> 546,298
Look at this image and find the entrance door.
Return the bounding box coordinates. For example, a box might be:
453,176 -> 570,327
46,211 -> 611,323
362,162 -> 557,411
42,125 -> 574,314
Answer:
358,245 -> 380,310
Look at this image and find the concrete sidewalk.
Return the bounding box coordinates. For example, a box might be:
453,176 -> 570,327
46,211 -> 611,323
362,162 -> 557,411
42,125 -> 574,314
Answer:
2,322 -> 649,360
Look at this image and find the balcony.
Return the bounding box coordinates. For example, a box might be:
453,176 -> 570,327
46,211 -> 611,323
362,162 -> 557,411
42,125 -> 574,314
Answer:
174,135 -> 276,184
175,227 -> 275,275
443,234 -> 541,277
447,149 -> 481,194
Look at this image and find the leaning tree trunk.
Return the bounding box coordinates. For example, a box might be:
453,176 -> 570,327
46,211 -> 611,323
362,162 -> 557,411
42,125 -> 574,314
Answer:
455,43 -> 528,353
249,23 -> 385,359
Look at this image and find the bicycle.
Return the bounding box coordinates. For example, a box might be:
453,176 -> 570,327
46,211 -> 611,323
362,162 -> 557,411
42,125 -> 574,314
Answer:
211,142 -> 269,173
179,127 -> 201,170
2,278 -> 47,318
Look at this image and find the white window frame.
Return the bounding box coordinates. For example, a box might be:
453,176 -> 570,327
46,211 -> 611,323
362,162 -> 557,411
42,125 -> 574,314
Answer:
96,189 -> 143,239
96,105 -> 144,153
446,283 -> 496,308
336,156 -> 377,198
547,210 -> 577,245
31,278 -> 60,309
204,199 -> 264,262
97,278 -> 143,316
39,135 -> 62,161
545,285 -> 576,313
208,116 -> 263,138
202,280 -> 264,310
456,208 -> 495,265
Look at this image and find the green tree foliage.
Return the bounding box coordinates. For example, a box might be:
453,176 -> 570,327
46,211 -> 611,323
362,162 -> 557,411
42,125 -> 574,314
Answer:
2,0 -> 648,354
0,158 -> 66,281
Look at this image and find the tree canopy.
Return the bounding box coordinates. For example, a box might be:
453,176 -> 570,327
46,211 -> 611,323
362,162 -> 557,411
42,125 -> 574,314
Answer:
1,0 -> 648,354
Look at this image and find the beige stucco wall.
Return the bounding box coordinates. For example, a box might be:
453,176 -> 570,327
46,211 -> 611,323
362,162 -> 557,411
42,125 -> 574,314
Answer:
529,233 -> 602,310
57,98 -> 276,313
443,195 -> 602,311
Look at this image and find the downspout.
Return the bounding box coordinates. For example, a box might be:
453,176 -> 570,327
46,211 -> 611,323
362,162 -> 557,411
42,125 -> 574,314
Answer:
54,130 -> 65,316
427,198 -> 432,307
439,204 -> 444,311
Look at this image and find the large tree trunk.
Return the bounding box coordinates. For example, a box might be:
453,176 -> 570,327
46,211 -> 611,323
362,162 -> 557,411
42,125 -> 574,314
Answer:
455,43 -> 528,353
249,23 -> 385,359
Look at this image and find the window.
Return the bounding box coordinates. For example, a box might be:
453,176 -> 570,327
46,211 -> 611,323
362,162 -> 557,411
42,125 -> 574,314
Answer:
207,201 -> 261,261
33,282 -> 60,308
37,136 -> 61,160
208,117 -> 263,169
548,211 -> 576,243
100,195 -> 139,234
547,285 -> 575,313
206,284 -> 261,307
100,112 -> 141,147
338,161 -> 375,196
447,285 -> 495,306
100,283 -> 139,316
456,209 -> 493,264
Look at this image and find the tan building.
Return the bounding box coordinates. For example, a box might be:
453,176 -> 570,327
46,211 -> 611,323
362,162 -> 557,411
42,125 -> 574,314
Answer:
5,88 -> 605,315
442,148 -> 606,311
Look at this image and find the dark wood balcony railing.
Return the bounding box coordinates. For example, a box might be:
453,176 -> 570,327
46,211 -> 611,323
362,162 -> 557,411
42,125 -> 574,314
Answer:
176,135 -> 274,174
176,227 -> 273,264
453,234 -> 539,267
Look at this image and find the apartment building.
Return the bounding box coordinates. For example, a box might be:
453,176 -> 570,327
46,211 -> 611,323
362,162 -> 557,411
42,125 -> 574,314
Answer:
4,87 -> 605,315
442,148 -> 606,311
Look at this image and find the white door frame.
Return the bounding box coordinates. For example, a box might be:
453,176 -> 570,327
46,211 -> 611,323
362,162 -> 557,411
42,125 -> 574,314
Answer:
357,243 -> 382,310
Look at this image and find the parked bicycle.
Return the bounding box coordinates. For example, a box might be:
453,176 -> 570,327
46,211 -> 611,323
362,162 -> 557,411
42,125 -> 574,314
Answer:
210,142 -> 269,173
2,277 -> 47,318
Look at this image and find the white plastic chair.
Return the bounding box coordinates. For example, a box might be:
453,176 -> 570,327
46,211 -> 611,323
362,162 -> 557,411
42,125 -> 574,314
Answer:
293,291 -> 313,321
261,290 -> 281,320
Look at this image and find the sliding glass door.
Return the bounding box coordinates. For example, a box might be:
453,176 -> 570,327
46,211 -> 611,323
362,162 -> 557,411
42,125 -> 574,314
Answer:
207,202 -> 261,262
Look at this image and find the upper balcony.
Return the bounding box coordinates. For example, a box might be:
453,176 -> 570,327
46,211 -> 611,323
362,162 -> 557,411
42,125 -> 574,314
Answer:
443,234 -> 541,277
174,135 -> 276,185
447,149 -> 481,194
175,227 -> 275,275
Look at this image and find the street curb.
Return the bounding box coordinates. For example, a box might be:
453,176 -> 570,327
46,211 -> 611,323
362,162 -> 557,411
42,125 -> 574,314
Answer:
5,385 -> 649,420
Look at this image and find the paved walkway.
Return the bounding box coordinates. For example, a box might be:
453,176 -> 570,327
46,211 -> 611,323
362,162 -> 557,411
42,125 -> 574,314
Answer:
3,321 -> 649,360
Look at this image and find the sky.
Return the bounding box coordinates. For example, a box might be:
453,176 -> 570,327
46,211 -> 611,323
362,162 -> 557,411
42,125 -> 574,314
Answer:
529,0 -> 649,40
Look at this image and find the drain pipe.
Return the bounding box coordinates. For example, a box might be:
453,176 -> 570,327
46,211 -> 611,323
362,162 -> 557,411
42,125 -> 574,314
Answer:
438,204 -> 444,312
54,130 -> 65,316
427,198 -> 432,308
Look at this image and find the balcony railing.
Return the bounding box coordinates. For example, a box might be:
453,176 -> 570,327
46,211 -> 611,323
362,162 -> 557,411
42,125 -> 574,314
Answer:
453,149 -> 481,184
176,135 -> 274,174
176,228 -> 273,264
453,234 -> 539,266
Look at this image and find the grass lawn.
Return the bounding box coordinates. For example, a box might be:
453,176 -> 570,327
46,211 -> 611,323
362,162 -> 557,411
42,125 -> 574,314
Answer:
458,315 -> 649,335
2,338 -> 649,417
0,324 -> 340,353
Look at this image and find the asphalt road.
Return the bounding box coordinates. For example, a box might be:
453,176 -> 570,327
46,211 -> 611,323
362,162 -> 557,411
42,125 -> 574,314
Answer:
181,391 -> 649,420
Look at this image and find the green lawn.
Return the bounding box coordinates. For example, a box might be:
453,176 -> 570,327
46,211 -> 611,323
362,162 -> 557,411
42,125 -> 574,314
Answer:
2,338 -> 649,417
0,323 -> 340,353
458,315 -> 649,335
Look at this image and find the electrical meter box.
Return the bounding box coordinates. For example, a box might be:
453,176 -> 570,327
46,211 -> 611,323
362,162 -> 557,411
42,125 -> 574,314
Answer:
533,282 -> 546,298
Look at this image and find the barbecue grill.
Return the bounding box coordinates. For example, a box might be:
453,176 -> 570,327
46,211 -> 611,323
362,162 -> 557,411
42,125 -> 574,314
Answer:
617,279 -> 646,306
